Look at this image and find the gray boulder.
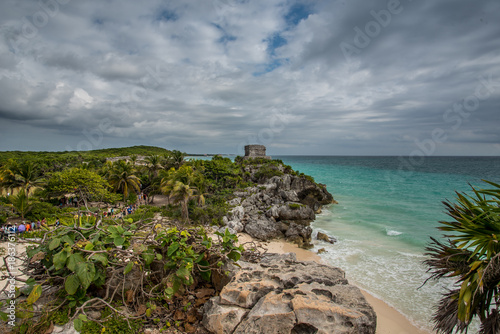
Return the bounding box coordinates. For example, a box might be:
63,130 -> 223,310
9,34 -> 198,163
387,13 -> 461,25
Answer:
277,203 -> 315,222
229,206 -> 245,221
317,231 -> 337,244
244,218 -> 282,241
227,220 -> 244,233
286,222 -> 313,248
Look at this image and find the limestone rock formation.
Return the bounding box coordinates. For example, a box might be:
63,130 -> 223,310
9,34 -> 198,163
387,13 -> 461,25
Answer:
222,163 -> 336,247
202,253 -> 376,334
317,231 -> 337,244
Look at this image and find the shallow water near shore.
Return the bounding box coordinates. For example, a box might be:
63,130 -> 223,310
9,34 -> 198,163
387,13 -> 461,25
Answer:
276,156 -> 500,333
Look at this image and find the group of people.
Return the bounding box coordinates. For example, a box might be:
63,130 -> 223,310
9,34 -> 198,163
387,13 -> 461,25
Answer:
103,203 -> 138,219
0,192 -> 151,240
0,218 -> 48,239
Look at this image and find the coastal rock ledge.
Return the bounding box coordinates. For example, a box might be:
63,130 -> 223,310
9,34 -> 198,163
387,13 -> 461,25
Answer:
223,169 -> 336,248
203,253 -> 376,334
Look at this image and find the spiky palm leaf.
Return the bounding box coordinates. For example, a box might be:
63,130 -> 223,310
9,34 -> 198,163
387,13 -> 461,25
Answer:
425,181 -> 500,333
107,160 -> 141,201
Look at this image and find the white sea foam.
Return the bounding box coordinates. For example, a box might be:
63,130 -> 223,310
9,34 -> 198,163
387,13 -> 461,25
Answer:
386,229 -> 403,236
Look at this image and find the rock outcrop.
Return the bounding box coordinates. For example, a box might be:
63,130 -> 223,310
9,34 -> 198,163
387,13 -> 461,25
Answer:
317,231 -> 337,244
221,165 -> 336,248
203,253 -> 376,334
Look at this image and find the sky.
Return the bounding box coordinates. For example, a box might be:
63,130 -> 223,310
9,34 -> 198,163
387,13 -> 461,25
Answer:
0,0 -> 499,156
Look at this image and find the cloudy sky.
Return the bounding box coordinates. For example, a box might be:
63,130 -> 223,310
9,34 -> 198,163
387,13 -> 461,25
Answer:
0,0 -> 499,155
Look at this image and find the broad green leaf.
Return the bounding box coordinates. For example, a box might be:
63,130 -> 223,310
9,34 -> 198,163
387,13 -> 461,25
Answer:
65,275 -> 80,295
62,235 -> 75,246
113,236 -> 125,246
124,262 -> 134,275
200,269 -> 211,282
26,284 -> 42,305
142,252 -> 155,265
176,266 -> 190,282
195,253 -> 204,263
67,253 -> 85,272
172,278 -> 181,293
49,238 -> 61,250
108,226 -> 118,234
0,311 -> 8,322
84,242 -> 94,251
165,287 -> 174,297
93,269 -> 106,287
156,253 -> 163,261
76,262 -> 96,290
53,250 -> 68,270
91,254 -> 108,266
198,260 -> 211,281
74,318 -> 83,332
78,314 -> 88,321
167,242 -> 179,257
228,250 -> 241,262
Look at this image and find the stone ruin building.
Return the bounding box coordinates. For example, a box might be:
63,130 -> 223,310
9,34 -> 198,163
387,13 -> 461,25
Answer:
244,145 -> 271,160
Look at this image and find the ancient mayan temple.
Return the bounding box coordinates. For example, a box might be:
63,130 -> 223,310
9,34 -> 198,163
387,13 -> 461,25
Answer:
244,145 -> 271,160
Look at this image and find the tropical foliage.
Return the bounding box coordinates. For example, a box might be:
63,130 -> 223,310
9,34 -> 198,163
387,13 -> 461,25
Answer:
107,160 -> 141,201
9,189 -> 33,219
19,218 -> 242,333
45,168 -> 116,207
0,146 -> 324,333
425,180 -> 500,334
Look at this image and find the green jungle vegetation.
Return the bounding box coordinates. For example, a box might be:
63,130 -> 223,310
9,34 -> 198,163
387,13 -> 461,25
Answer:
0,146 -> 305,334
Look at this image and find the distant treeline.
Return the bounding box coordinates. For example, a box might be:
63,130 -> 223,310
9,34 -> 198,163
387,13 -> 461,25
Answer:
0,145 -> 173,171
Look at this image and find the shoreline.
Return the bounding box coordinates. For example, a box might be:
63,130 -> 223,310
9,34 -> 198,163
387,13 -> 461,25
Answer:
237,233 -> 433,334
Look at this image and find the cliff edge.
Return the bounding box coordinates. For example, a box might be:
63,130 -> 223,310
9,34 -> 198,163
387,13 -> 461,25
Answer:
222,159 -> 336,248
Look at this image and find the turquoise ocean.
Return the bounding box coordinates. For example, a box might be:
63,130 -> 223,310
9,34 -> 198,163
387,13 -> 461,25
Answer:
274,156 -> 500,333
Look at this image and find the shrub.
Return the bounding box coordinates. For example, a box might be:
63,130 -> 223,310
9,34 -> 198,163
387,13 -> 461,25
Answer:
26,201 -> 59,220
19,220 -> 243,333
254,165 -> 283,181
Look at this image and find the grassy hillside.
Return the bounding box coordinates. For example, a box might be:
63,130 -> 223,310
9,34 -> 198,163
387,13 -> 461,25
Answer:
0,145 -> 173,168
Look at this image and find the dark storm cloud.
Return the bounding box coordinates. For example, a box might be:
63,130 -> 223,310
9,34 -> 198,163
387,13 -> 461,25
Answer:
0,0 -> 499,155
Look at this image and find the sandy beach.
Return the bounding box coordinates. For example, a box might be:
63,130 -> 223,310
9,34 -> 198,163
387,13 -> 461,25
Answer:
237,233 -> 432,334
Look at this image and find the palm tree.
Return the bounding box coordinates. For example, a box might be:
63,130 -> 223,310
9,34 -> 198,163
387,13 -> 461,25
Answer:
129,154 -> 138,165
107,160 -> 141,202
145,155 -> 163,179
0,164 -> 15,195
424,180 -> 500,334
12,161 -> 44,194
162,180 -> 193,222
160,165 -> 208,221
10,189 -> 32,219
163,150 -> 185,170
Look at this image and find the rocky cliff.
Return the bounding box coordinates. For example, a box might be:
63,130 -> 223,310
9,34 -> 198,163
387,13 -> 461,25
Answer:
203,253 -> 376,334
222,163 -> 336,248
